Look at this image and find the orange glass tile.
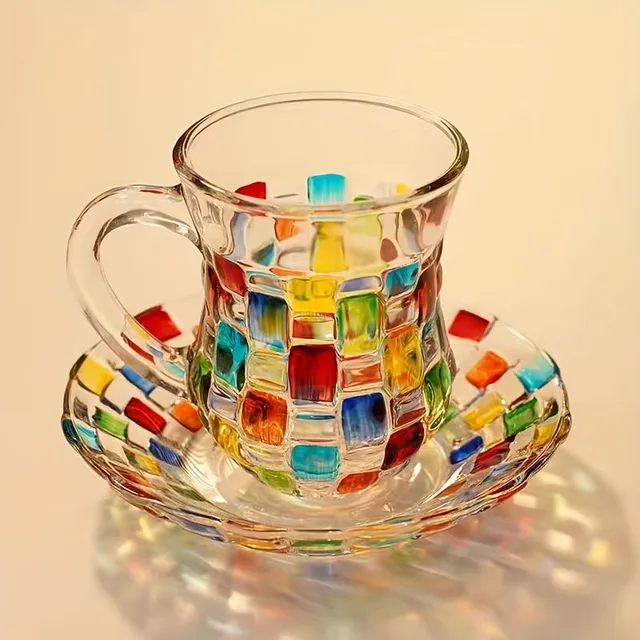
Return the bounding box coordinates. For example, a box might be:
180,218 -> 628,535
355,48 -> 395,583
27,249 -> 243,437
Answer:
465,351 -> 509,389
170,400 -> 203,432
241,389 -> 288,446
275,218 -> 299,241
340,359 -> 382,390
337,471 -> 380,494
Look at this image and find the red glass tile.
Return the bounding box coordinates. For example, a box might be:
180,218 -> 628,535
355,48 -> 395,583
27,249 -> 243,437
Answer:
123,336 -> 154,362
337,471 -> 380,494
466,351 -> 509,389
382,422 -> 425,470
135,306 -> 182,341
380,238 -> 398,262
124,397 -> 167,435
205,265 -> 220,314
471,439 -> 512,473
288,345 -> 338,402
213,254 -> 247,296
170,400 -> 203,432
415,263 -> 438,323
448,309 -> 492,342
240,389 -> 287,446
236,181 -> 267,199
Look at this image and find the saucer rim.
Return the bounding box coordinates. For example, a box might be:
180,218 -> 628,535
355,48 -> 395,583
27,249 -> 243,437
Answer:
61,298 -> 571,554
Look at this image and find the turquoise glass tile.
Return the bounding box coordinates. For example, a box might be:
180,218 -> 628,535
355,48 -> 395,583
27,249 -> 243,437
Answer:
516,354 -> 557,393
214,321 -> 248,391
76,423 -> 102,452
307,173 -> 346,204
61,418 -> 80,448
341,392 -> 387,449
291,444 -> 340,480
247,292 -> 288,353
384,262 -> 420,296
162,360 -> 185,378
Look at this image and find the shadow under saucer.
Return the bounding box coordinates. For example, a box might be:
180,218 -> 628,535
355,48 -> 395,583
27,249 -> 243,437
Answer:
93,449 -> 633,640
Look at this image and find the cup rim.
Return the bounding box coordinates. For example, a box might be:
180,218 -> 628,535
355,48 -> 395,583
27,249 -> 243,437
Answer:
173,91 -> 469,216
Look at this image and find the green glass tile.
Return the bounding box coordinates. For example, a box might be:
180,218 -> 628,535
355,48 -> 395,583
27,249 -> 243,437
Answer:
192,352 -> 213,405
423,359 -> 452,428
336,293 -> 381,356
292,539 -> 343,554
503,397 -> 539,437
257,469 -> 296,493
169,483 -> 206,502
444,403 -> 459,425
92,407 -> 128,439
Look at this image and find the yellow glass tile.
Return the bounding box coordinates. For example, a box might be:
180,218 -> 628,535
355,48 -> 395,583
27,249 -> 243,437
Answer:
311,221 -> 348,273
383,326 -> 423,395
124,316 -> 152,340
463,393 -> 506,431
76,357 -> 115,395
344,217 -> 383,268
532,418 -> 558,448
289,277 -> 337,313
130,450 -> 161,476
210,415 -> 249,468
247,352 -> 287,391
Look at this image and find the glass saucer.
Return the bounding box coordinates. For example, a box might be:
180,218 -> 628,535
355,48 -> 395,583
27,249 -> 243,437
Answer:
62,295 -> 571,555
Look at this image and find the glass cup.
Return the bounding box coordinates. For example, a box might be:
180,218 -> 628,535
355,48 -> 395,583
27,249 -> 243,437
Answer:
67,92 -> 469,498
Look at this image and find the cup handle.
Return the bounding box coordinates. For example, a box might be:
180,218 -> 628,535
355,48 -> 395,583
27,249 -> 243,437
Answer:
67,183 -> 200,394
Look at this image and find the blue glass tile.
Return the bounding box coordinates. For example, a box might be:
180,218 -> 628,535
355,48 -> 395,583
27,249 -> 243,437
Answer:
181,520 -> 224,539
341,392 -> 388,449
214,321 -> 248,391
483,458 -> 522,484
148,345 -> 163,359
307,173 -> 346,204
291,444 -> 340,481
149,439 -> 181,466
76,423 -> 102,452
516,354 -> 557,393
339,275 -> 382,294
247,292 -> 288,353
384,262 -> 420,296
120,365 -> 156,395
207,384 -> 237,420
449,435 -> 483,465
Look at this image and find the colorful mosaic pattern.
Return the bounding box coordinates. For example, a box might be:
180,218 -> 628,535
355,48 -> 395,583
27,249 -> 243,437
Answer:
62,296 -> 570,555
198,252 -> 451,495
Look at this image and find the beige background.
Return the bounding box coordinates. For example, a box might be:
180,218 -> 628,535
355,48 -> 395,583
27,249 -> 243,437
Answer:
2,1 -> 639,638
